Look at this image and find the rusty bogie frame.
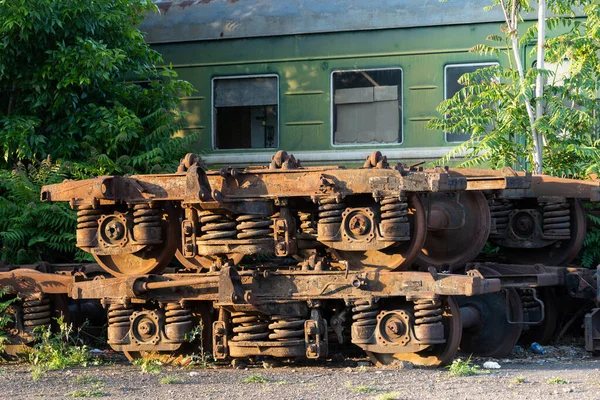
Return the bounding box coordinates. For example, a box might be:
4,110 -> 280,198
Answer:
1,151 -> 599,365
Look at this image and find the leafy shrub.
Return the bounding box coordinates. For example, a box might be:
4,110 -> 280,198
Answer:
27,316 -> 93,380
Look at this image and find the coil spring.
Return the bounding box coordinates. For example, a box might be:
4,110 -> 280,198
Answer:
413,298 -> 443,325
318,198 -> 345,225
133,203 -> 161,228
380,196 -> 408,222
542,201 -> 571,238
489,199 -> 514,233
23,296 -> 51,330
107,303 -> 134,328
268,315 -> 305,342
351,300 -> 379,328
519,289 -> 541,313
236,214 -> 273,239
165,303 -> 192,326
230,312 -> 270,342
77,205 -> 101,230
198,211 -> 237,240
298,212 -> 317,235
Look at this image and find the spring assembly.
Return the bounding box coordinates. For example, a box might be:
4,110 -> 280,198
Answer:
413,298 -> 443,326
236,214 -> 273,239
380,196 -> 408,222
318,198 -> 345,225
542,201 -> 571,238
230,312 -> 270,342
351,300 -> 379,328
298,212 -> 317,235
268,315 -> 305,343
77,205 -> 102,230
489,199 -> 514,234
23,296 -> 51,330
133,203 -> 161,229
198,211 -> 237,240
165,303 -> 192,326
519,289 -> 541,313
107,303 -> 134,329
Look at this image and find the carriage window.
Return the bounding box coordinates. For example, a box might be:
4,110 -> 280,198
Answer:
332,69 -> 402,145
213,76 -> 278,149
445,63 -> 498,142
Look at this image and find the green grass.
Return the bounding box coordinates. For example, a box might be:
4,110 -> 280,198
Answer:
547,377 -> 570,384
352,385 -> 378,393
132,358 -> 163,374
73,376 -> 103,385
512,377 -> 526,384
27,317 -> 94,381
159,376 -> 184,385
67,384 -> 106,398
447,357 -> 486,377
242,374 -> 270,383
378,392 -> 401,400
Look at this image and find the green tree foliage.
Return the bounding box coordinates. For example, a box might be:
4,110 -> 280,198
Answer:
432,1 -> 600,267
430,0 -> 600,178
0,0 -> 198,263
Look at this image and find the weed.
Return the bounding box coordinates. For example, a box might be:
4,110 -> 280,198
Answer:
378,392 -> 401,400
132,357 -> 163,374
447,357 -> 485,377
512,377 -> 526,384
352,385 -> 377,393
547,377 -> 570,384
73,375 -> 103,385
183,320 -> 213,369
0,288 -> 17,354
345,381 -> 377,393
357,365 -> 368,373
242,374 -> 270,383
159,375 -> 184,384
28,317 -> 92,380
67,383 -> 106,398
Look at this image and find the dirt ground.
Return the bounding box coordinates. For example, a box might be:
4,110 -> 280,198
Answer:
1,343 -> 599,400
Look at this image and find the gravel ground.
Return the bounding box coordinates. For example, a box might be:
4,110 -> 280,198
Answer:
1,345 -> 599,400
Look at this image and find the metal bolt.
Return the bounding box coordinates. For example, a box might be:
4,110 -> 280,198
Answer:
138,320 -> 155,339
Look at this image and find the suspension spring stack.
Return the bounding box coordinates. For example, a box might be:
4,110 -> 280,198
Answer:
164,303 -> 193,342
107,303 -> 134,345
412,297 -> 445,344
542,201 -> 571,239
236,214 -> 273,239
317,197 -> 345,241
519,289 -> 541,316
23,295 -> 51,331
230,312 -> 270,342
351,300 -> 379,343
489,199 -> 513,236
268,315 -> 305,343
132,203 -> 162,244
298,212 -> 317,236
380,195 -> 410,240
198,211 -> 237,240
76,205 -> 102,248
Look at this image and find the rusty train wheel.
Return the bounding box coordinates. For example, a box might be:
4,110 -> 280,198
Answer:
123,303 -> 213,366
416,191 -> 491,271
94,204 -> 179,277
366,296 -> 462,367
335,193 -> 427,271
498,199 -> 586,266
457,267 -> 523,357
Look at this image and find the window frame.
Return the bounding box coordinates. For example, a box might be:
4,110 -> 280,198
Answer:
330,67 -> 404,148
211,73 -> 280,151
443,62 -> 499,143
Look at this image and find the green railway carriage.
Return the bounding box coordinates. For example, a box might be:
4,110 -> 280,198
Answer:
142,0 -> 540,166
